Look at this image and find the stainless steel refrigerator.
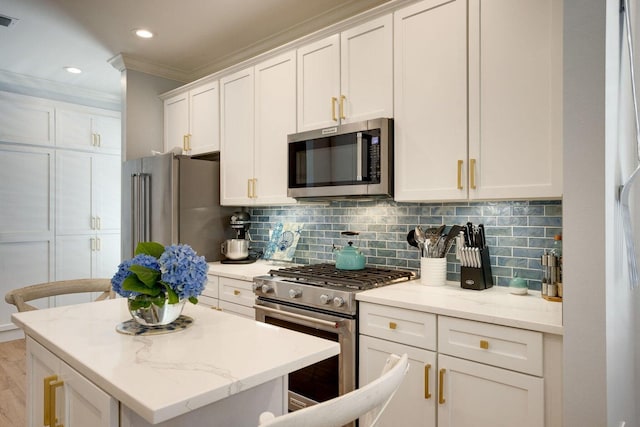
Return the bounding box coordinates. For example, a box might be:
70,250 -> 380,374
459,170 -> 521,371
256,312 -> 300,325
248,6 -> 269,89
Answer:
122,153 -> 234,261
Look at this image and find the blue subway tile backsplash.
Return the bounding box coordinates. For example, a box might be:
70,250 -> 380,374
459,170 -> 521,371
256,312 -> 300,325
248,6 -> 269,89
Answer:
248,199 -> 562,291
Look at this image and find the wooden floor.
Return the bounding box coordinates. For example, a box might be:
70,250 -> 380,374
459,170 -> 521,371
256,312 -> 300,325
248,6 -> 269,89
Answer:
0,339 -> 26,427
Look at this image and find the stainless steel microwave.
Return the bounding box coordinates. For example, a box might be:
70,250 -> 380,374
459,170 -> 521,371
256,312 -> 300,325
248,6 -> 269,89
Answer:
287,118 -> 393,199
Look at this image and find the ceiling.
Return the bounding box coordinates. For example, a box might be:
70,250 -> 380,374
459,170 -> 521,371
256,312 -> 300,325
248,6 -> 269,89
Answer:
0,0 -> 390,103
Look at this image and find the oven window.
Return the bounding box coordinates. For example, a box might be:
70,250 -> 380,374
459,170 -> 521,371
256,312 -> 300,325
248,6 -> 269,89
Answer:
265,316 -> 340,403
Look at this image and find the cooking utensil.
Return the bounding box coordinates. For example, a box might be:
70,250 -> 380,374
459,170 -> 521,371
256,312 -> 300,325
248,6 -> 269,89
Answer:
415,226 -> 426,256
441,225 -> 463,257
406,230 -> 419,248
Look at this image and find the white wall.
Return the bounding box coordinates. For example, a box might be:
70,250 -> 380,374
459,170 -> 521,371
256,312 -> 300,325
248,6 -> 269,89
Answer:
565,0 -> 640,426
121,69 -> 183,161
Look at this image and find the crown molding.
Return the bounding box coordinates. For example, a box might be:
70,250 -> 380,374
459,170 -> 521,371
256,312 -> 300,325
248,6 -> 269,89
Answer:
0,69 -> 120,110
109,53 -> 191,84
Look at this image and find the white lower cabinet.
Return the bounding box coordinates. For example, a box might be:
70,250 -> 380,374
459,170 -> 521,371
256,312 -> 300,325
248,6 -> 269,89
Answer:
358,302 -> 556,427
27,336 -> 117,427
200,275 -> 255,318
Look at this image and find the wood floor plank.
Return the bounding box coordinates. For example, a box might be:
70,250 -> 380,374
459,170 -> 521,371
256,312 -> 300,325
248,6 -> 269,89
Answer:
0,339 -> 26,427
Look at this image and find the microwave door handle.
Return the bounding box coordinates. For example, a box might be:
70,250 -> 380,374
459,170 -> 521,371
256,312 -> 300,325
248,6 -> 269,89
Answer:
356,132 -> 363,181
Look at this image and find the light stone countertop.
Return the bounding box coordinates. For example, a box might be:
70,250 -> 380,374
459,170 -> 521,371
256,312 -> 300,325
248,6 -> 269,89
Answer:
12,298 -> 339,424
356,280 -> 563,335
207,259 -> 297,281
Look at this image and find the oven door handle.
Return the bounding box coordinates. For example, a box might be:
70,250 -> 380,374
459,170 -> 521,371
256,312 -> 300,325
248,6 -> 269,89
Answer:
254,305 -> 342,329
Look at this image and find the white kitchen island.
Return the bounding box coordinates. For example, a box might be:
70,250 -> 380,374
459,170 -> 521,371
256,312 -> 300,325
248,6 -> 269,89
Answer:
12,298 -> 339,426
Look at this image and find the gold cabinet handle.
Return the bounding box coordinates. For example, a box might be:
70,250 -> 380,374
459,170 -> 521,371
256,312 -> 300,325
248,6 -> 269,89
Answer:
96,216 -> 101,230
457,160 -> 463,190
331,97 -> 338,121
233,289 -> 241,296
187,134 -> 192,151
96,237 -> 101,251
339,95 -> 346,120
438,368 -> 446,404
388,321 -> 397,330
247,179 -> 252,198
424,364 -> 432,399
91,133 -> 97,146
90,237 -> 96,251
48,376 -> 64,427
470,158 -> 477,189
97,133 -> 101,147
252,178 -> 257,198
183,134 -> 189,151
480,339 -> 489,349
91,216 -> 96,230
44,375 -> 57,426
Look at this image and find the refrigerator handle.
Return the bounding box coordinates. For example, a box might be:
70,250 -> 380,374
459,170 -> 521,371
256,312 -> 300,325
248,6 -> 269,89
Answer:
131,173 -> 140,254
141,174 -> 151,242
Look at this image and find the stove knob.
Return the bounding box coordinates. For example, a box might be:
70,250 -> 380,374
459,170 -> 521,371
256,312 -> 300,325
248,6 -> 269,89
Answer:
320,294 -> 331,304
261,284 -> 273,294
289,289 -> 302,299
333,296 -> 345,307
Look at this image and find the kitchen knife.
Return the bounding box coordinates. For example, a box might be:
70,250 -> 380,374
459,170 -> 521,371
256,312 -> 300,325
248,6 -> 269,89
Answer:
466,222 -> 474,247
478,224 -> 486,249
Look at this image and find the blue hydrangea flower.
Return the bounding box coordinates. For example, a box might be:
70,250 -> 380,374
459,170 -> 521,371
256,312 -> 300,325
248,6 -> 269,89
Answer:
159,244 -> 208,300
111,254 -> 161,297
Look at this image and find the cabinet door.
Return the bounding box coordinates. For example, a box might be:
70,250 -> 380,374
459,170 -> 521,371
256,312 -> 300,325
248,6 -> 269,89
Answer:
93,154 -> 121,233
59,360 -> 119,427
437,354 -> 543,427
26,337 -> 60,427
359,335 -> 436,427
0,92 -> 54,146
254,51 -> 297,205
393,0 -> 468,202
94,233 -> 121,279
190,81 -> 220,155
92,114 -> 121,154
56,151 -> 93,234
340,14 -> 393,124
164,92 -> 189,153
297,34 -> 340,131
468,0 -> 562,199
220,67 -> 255,206
56,109 -> 94,150
55,235 -> 94,306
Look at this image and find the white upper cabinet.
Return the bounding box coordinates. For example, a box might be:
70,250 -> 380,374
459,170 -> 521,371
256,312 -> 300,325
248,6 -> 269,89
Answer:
467,0 -> 562,200
164,81 -> 220,156
56,108 -> 121,154
220,67 -> 255,206
221,51 -> 297,206
297,14 -> 393,131
254,51 -> 297,206
394,0 -> 562,202
394,0 -> 468,202
0,91 -> 54,146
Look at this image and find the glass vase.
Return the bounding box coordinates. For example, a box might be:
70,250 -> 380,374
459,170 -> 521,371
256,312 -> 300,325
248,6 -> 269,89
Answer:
127,296 -> 185,326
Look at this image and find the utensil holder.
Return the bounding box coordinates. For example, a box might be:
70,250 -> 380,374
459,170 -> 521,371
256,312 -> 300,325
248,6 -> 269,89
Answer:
460,248 -> 493,290
420,257 -> 447,286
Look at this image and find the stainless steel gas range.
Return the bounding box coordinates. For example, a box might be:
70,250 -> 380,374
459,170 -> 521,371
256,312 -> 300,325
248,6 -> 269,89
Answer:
253,263 -> 414,420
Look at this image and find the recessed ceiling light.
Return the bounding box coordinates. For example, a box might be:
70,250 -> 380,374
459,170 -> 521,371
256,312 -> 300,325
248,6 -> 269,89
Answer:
134,29 -> 154,39
64,66 -> 82,74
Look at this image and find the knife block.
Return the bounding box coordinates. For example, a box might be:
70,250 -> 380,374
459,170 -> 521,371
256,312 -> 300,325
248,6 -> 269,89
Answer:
460,248 -> 493,290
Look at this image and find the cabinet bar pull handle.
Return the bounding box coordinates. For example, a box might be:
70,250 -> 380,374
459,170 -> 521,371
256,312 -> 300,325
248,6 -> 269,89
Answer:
90,237 -> 96,251
49,377 -> 64,427
91,216 -> 96,230
91,133 -> 97,146
183,135 -> 188,151
247,179 -> 252,198
331,97 -> 338,121
438,369 -> 446,404
424,364 -> 432,399
96,216 -> 101,230
43,374 -> 57,426
480,339 -> 489,349
457,160 -> 463,190
389,321 -> 397,330
96,237 -> 101,251
97,133 -> 101,147
187,134 -> 192,151
470,158 -> 477,189
253,178 -> 257,198
339,95 -> 346,119
233,290 -> 241,296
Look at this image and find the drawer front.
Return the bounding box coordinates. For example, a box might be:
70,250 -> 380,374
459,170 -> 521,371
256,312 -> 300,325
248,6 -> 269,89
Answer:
359,302 -> 437,350
219,277 -> 255,307
197,295 -> 218,308
202,275 -> 220,299
438,316 -> 543,376
219,300 -> 255,319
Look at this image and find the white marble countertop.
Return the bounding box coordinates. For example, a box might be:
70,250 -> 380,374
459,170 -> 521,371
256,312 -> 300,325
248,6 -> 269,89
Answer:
207,259 -> 296,281
12,299 -> 339,424
357,280 -> 563,335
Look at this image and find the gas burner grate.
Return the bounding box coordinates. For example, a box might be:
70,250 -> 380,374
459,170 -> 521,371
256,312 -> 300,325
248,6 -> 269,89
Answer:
269,263 -> 414,290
